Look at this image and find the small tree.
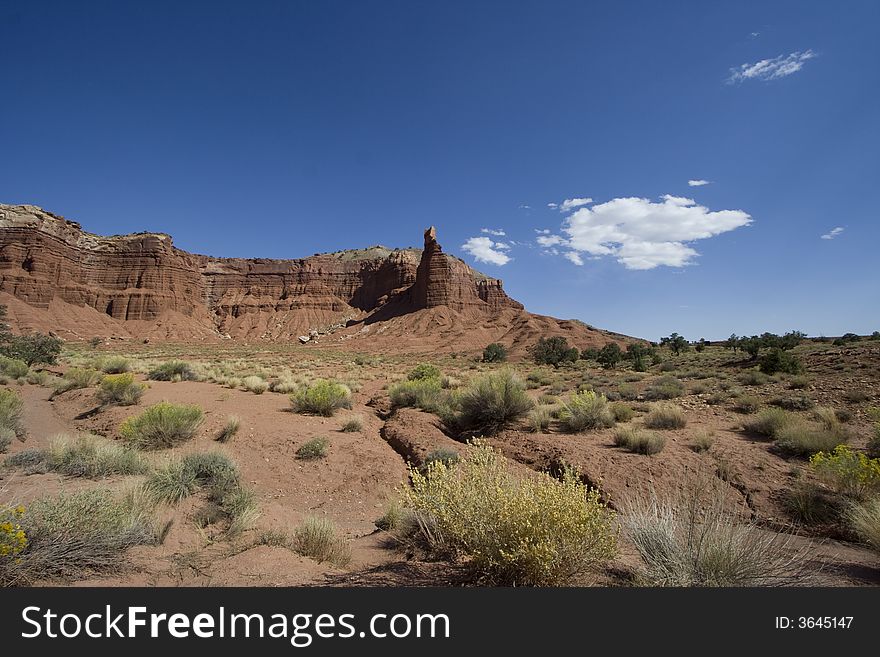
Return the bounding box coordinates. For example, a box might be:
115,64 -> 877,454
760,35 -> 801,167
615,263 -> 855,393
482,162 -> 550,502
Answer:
597,343 -> 623,370
530,337 -> 579,368
660,333 -> 689,356
482,343 -> 508,363
694,338 -> 708,352
581,347 -> 599,362
725,334 -> 739,352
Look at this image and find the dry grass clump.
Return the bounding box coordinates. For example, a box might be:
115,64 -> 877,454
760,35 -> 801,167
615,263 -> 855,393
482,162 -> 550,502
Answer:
399,441 -> 617,586
340,416 -> 363,433
847,498 -> 880,553
290,380 -> 352,416
643,403 -> 687,430
388,378 -> 446,413
450,369 -> 533,436
0,388 -> 24,440
215,415 -> 241,443
53,367 -> 101,394
644,375 -> 685,400
120,402 -> 204,450
96,373 -> 145,406
742,408 -> 796,439
291,517 -> 352,567
99,356 -> 131,374
613,426 -> 666,455
242,375 -> 269,394
622,474 -> 813,586
557,390 -> 613,432
527,405 -> 552,433
690,430 -> 715,453
147,360 -> 198,382
5,434 -> 148,478
296,436 -> 329,460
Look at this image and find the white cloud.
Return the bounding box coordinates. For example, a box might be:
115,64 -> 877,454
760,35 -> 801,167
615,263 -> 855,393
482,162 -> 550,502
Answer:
688,179 -> 711,187
518,204 -> 531,210
821,227 -> 844,240
547,203 -> 558,209
461,236 -> 512,266
728,50 -> 816,83
559,194 -> 751,270
564,251 -> 584,266
750,32 -> 760,38
481,227 -> 506,236
537,234 -> 566,247
534,228 -> 551,234
559,197 -> 593,212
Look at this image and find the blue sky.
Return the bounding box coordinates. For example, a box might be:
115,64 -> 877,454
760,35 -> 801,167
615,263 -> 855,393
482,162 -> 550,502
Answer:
1,1 -> 878,341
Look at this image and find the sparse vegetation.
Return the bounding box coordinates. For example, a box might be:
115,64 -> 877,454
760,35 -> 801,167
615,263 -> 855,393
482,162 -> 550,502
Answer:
610,402 -> 635,422
408,363 -> 441,381
215,415 -> 241,443
341,416 -> 363,433
644,375 -> 685,400
450,369 -> 533,436
399,441 -> 617,586
691,430 -> 715,453
810,446 -> 880,499
0,388 -> 24,439
6,434 -> 148,478
527,406 -> 552,432
776,423 -> 849,457
291,517 -> 351,567
847,498 -> 880,552
296,436 -> 329,460
99,356 -> 131,374
120,401 -> 204,449
643,403 -> 687,430
290,380 -> 352,416
242,375 -> 269,394
613,427 -> 665,455
389,378 -> 446,413
423,447 -> 460,469
54,367 -> 101,394
743,408 -> 796,439
732,395 -> 761,414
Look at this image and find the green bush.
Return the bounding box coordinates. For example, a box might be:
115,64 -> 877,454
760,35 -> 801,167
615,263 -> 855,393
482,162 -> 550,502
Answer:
558,390 -> 614,432
408,363 -> 441,381
482,343 -> 508,363
644,403 -> 687,429
613,427 -> 665,455
99,356 -> 131,374
96,373 -> 145,406
341,416 -> 363,433
388,378 -> 446,412
597,343 -> 624,370
120,401 -> 204,449
610,402 -> 635,422
296,436 -> 329,460
0,388 -> 24,438
644,375 -> 685,400
291,517 -> 351,567
423,447 -> 460,469
529,336 -> 579,368
290,380 -> 352,416
451,369 -> 533,436
1,333 -> 63,366
759,348 -> 802,375
0,356 -> 29,379
400,441 -> 617,585
743,408 -> 795,439
775,423 -> 849,457
147,360 -> 198,382
0,426 -> 14,453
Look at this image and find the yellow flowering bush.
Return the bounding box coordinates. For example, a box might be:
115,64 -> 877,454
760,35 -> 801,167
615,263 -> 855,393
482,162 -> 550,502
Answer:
811,445 -> 880,499
400,440 -> 617,585
0,505 -> 27,559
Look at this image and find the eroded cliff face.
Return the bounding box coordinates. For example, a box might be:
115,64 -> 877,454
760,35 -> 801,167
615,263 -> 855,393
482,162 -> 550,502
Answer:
0,204 -> 521,340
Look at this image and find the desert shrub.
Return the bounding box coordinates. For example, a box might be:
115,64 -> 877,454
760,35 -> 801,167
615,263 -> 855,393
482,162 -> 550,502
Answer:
0,488 -> 157,585
1,333 -> 63,366
610,402 -> 635,423
451,370 -> 533,436
706,392 -> 727,406
257,528 -> 291,548
644,375 -> 685,400
787,376 -> 809,390
613,427 -> 665,455
389,378 -> 445,413
0,427 -> 13,453
242,375 -> 269,394
0,356 -> 28,379
737,370 -> 770,386
743,408 -> 796,439
423,447 -> 460,469
776,423 -> 849,457
482,343 -> 508,363
0,388 -> 24,438
25,370 -> 49,386
408,363 -> 441,381
644,403 -> 687,430
538,393 -> 557,405
400,441 -> 617,585
147,360 -> 197,382
691,430 -> 715,453
689,382 -> 709,395
617,383 -> 638,401
770,395 -> 815,411
292,517 -> 351,567
120,401 -> 204,449
526,370 -> 553,387
341,416 -> 363,433
558,390 -> 613,432
290,380 -> 352,416
0,505 -> 27,561
658,361 -> 676,372
96,373 -> 145,406
215,415 -> 240,443
810,446 -> 880,500
29,435 -> 149,478
732,395 -> 761,414
529,336 -> 579,368
374,502 -> 405,532
847,498 -> 880,552
527,406 -> 552,432
270,376 -> 299,394
622,475 -> 811,586
842,390 -> 869,403
54,367 -> 101,393
834,408 -> 854,424
784,482 -> 840,525
296,436 -> 329,460
99,356 -> 131,374
759,348 -> 803,375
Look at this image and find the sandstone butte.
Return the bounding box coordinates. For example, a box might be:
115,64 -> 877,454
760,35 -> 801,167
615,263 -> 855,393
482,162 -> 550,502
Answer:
0,203 -> 632,355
